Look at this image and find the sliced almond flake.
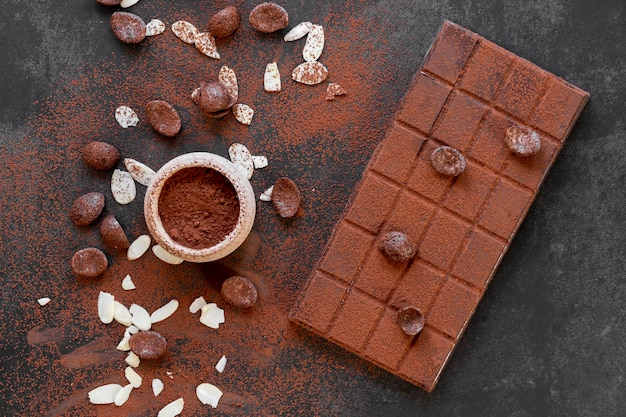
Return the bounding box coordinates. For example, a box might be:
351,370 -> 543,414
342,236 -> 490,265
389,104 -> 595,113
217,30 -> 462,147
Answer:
303,24 -> 324,62
125,351 -> 140,368
158,398 -> 184,417
117,332 -> 131,351
127,325 -> 139,334
115,106 -> 139,128
215,355 -> 227,373
218,66 -> 238,102
325,82 -> 347,100
37,297 -> 51,306
122,274 -> 136,290
292,61 -> 329,85
98,291 -> 115,324
171,21 -> 198,44
251,155 -> 268,169
125,366 -> 143,388
150,299 -> 179,323
114,384 -> 133,406
199,303 -> 225,329
152,245 -> 184,265
152,378 -> 164,397
228,143 -> 254,180
232,103 -> 254,126
145,19 -> 166,36
260,185 -> 274,202
194,32 -> 220,59
284,21 -> 313,41
264,62 -> 281,92
127,235 -> 151,261
88,384 -> 123,405
113,301 -> 133,326
120,0 -> 140,8
189,296 -> 207,314
196,383 -> 223,408
124,158 -> 156,187
111,169 -> 136,205
129,303 -> 152,331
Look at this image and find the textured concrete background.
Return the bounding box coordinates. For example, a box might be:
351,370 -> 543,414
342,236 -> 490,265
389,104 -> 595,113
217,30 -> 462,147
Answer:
0,0 -> 624,416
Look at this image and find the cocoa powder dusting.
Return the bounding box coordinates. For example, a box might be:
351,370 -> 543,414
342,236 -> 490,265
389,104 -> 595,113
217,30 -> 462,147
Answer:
158,167 -> 240,249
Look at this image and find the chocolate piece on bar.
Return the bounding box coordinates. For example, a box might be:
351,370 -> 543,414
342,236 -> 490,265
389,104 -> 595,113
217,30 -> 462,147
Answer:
291,20 -> 589,392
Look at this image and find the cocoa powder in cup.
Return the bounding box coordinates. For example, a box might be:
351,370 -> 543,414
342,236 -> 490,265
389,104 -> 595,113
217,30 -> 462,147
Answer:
157,167 -> 240,249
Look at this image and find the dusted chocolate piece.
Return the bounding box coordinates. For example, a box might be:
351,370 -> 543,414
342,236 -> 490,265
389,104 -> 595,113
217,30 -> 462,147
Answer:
379,231 -> 417,263
110,12 -> 146,44
145,100 -> 182,137
505,125 -> 541,157
99,215 -> 130,249
192,82 -> 236,118
69,192 -> 105,227
292,20 -> 589,392
430,146 -> 466,176
96,0 -> 122,6
222,275 -> 258,308
208,6 -> 240,38
71,247 -> 108,278
129,330 -> 167,360
249,2 -> 288,33
82,141 -> 120,171
271,177 -> 301,218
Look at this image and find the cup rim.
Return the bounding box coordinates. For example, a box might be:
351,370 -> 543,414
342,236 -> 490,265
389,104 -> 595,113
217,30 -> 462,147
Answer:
144,152 -> 256,263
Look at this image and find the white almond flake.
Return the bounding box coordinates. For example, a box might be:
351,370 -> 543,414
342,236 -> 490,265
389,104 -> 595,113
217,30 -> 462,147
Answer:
113,301 -> 133,326
127,235 -> 151,261
292,61 -> 329,85
117,332 -> 131,351
115,106 -> 139,128
111,169 -> 136,205
125,366 -> 142,388
166,371 -> 174,379
127,325 -> 139,334
189,296 -> 207,314
171,21 -> 198,44
152,245 -> 184,265
228,143 -> 254,180
114,384 -> 133,406
260,185 -> 274,202
88,384 -> 123,405
325,82 -> 347,100
120,0 -> 140,8
124,158 -> 156,187
98,291 -> 115,324
264,62 -> 281,92
125,351 -> 140,368
284,21 -> 313,41
158,397 -> 184,417
122,274 -> 136,290
218,66 -> 238,102
150,299 -> 179,323
37,297 -> 51,306
129,303 -> 152,331
196,383 -> 223,408
251,155 -> 268,169
152,378 -> 164,397
303,24 -> 324,62
232,103 -> 254,126
215,355 -> 227,373
194,32 -> 220,59
199,303 -> 225,329
145,19 -> 166,36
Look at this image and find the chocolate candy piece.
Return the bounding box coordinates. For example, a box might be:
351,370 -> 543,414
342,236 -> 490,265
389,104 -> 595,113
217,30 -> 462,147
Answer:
129,330 -> 167,360
379,231 -> 417,263
430,146 -> 466,176
397,306 -> 424,336
505,125 -> 541,157
99,215 -> 130,249
110,12 -> 146,44
82,141 -> 120,171
145,100 -> 181,137
291,20 -> 589,393
249,2 -> 288,33
71,247 -> 108,278
96,0 -> 122,6
222,275 -> 258,308
208,6 -> 240,38
271,177 -> 301,218
69,192 -> 105,227
192,82 -> 236,118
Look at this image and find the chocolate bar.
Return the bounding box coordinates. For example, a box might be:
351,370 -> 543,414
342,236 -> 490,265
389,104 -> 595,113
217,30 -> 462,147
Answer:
291,20 -> 589,392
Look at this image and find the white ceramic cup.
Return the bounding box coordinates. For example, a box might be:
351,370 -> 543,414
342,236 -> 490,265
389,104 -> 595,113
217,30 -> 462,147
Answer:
144,152 -> 256,263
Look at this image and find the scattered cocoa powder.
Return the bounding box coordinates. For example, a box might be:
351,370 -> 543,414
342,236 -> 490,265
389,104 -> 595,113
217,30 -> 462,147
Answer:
158,167 -> 240,249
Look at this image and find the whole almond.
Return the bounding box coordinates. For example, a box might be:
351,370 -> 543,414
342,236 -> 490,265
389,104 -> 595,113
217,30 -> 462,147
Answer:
82,141 -> 120,171
100,215 -> 130,249
69,192 -> 105,227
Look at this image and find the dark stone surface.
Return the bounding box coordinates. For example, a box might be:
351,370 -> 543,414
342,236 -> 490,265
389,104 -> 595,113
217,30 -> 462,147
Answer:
0,0 -> 623,416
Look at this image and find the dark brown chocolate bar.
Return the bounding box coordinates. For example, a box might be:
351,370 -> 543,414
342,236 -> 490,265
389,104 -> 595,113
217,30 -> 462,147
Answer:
291,20 -> 589,392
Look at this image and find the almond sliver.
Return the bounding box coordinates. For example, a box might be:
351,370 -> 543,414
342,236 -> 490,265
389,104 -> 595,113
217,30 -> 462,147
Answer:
114,384 -> 133,406
284,21 -> 312,41
111,169 -> 136,205
98,291 -> 115,324
232,103 -> 254,126
158,398 -> 184,417
196,383 -> 223,408
195,32 -> 220,59
303,24 -> 324,62
113,300 -> 133,326
146,19 -> 166,36
124,158 -> 155,186
129,303 -> 152,331
115,106 -> 139,128
264,62 -> 281,92
150,299 -> 179,323
292,61 -> 329,85
171,21 -> 198,44
152,245 -> 184,265
127,235 -> 151,261
88,383 -> 123,404
152,378 -> 164,397
218,66 -> 238,102
228,143 -> 254,180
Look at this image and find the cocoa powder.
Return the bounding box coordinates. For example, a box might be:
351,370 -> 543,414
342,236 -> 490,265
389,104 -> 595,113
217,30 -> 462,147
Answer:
158,167 -> 240,249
